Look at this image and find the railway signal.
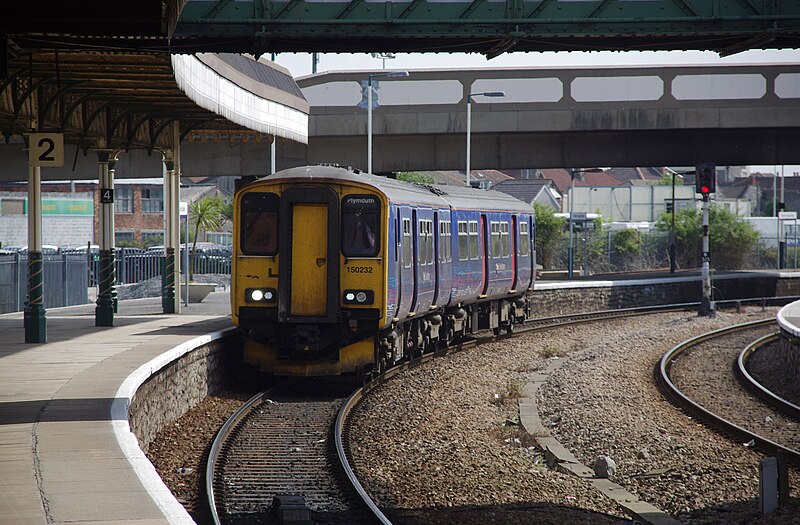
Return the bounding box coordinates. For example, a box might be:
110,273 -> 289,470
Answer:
695,162 -> 715,317
695,163 -> 716,196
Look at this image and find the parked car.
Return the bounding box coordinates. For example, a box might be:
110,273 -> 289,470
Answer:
2,245 -> 60,255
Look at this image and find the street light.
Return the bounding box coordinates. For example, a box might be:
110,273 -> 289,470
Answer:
367,71 -> 409,175
664,167 -> 684,273
466,91 -> 505,187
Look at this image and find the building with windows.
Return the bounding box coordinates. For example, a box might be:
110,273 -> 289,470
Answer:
0,179 -> 230,249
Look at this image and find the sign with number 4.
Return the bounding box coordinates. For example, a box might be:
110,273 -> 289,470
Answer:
29,133 -> 64,167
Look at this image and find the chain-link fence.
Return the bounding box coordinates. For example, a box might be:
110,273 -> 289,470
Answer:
543,229 -> 786,275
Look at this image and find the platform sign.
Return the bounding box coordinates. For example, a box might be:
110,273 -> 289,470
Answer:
100,188 -> 114,204
778,211 -> 797,220
28,133 -> 64,167
180,201 -> 188,218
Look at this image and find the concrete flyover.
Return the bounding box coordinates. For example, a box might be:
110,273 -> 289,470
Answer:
273,63 -> 800,173
4,63 -> 799,178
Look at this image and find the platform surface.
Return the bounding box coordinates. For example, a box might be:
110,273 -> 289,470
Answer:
0,292 -> 232,525
778,299 -> 800,337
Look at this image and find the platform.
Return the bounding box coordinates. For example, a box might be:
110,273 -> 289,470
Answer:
778,298 -> 800,338
0,292 -> 233,525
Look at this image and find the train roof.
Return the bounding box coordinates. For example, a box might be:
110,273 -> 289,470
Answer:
257,165 -> 534,214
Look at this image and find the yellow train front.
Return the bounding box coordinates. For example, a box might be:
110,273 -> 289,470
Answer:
232,166 -> 387,377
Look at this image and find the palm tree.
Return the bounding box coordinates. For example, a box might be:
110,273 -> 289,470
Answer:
188,196 -> 224,280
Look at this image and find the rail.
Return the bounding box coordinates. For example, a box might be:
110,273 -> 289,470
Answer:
737,333 -> 800,421
657,319 -> 800,463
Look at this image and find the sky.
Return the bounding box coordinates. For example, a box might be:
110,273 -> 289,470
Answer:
273,48 -> 800,77
270,48 -> 800,174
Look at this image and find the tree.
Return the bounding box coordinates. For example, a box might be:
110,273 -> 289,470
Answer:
658,171 -> 681,186
655,204 -> 759,270
220,198 -> 234,224
188,196 -> 224,280
397,172 -> 435,184
533,203 -> 565,270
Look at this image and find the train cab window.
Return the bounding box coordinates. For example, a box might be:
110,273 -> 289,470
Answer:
342,195 -> 380,257
402,218 -> 412,268
457,221 -> 468,261
519,221 -> 530,256
501,222 -> 510,258
468,221 -> 479,260
241,192 -> 279,255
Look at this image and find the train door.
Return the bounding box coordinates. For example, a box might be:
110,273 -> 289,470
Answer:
389,209 -> 401,321
409,209 -> 419,314
480,214 -> 489,297
396,208 -> 414,319
431,211 -> 440,306
292,205 -> 327,315
511,215 -> 518,291
278,186 -> 339,322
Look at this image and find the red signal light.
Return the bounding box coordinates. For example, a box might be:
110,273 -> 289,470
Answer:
700,185 -> 710,194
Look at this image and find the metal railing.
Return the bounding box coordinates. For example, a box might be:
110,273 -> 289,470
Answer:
0,250 -> 233,314
0,253 -> 89,314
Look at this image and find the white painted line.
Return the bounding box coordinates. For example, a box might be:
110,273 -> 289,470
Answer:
777,301 -> 800,338
111,327 -> 237,524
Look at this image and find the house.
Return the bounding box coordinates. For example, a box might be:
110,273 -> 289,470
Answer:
491,179 -> 561,210
718,172 -> 798,217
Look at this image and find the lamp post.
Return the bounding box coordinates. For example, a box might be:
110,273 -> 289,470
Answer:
371,52 -> 396,70
664,167 -> 684,273
568,169 -> 576,279
367,70 -> 408,175
466,91 -> 505,187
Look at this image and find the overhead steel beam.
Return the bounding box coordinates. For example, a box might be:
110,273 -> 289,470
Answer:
173,0 -> 800,55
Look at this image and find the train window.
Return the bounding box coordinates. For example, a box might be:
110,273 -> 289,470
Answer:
417,220 -> 433,266
501,222 -> 510,258
439,221 -> 451,263
395,217 -> 400,262
490,222 -> 500,257
445,222 -> 452,262
457,221 -> 468,261
402,218 -> 412,268
519,222 -> 530,256
468,221 -> 479,260
417,221 -> 425,265
342,194 -> 380,257
425,221 -> 433,265
241,192 -> 279,255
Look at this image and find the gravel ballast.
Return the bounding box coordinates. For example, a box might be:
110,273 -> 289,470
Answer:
147,306 -> 800,524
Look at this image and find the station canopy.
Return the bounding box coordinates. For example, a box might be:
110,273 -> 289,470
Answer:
1,1 -> 308,155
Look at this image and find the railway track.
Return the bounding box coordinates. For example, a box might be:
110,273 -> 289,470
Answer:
206,378 -> 376,525
738,333 -> 800,423
658,319 -> 800,463
206,298 -> 798,525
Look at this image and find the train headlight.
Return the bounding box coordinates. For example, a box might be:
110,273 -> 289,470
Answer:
246,287 -> 276,303
343,290 -> 373,305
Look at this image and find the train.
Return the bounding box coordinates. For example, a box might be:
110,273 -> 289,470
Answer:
231,165 -> 536,379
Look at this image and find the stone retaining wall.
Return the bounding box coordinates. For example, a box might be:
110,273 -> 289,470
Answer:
530,273 -> 788,317
126,272 -> 799,452
129,335 -> 241,450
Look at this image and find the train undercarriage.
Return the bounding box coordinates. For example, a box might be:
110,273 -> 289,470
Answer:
241,294 -> 529,381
